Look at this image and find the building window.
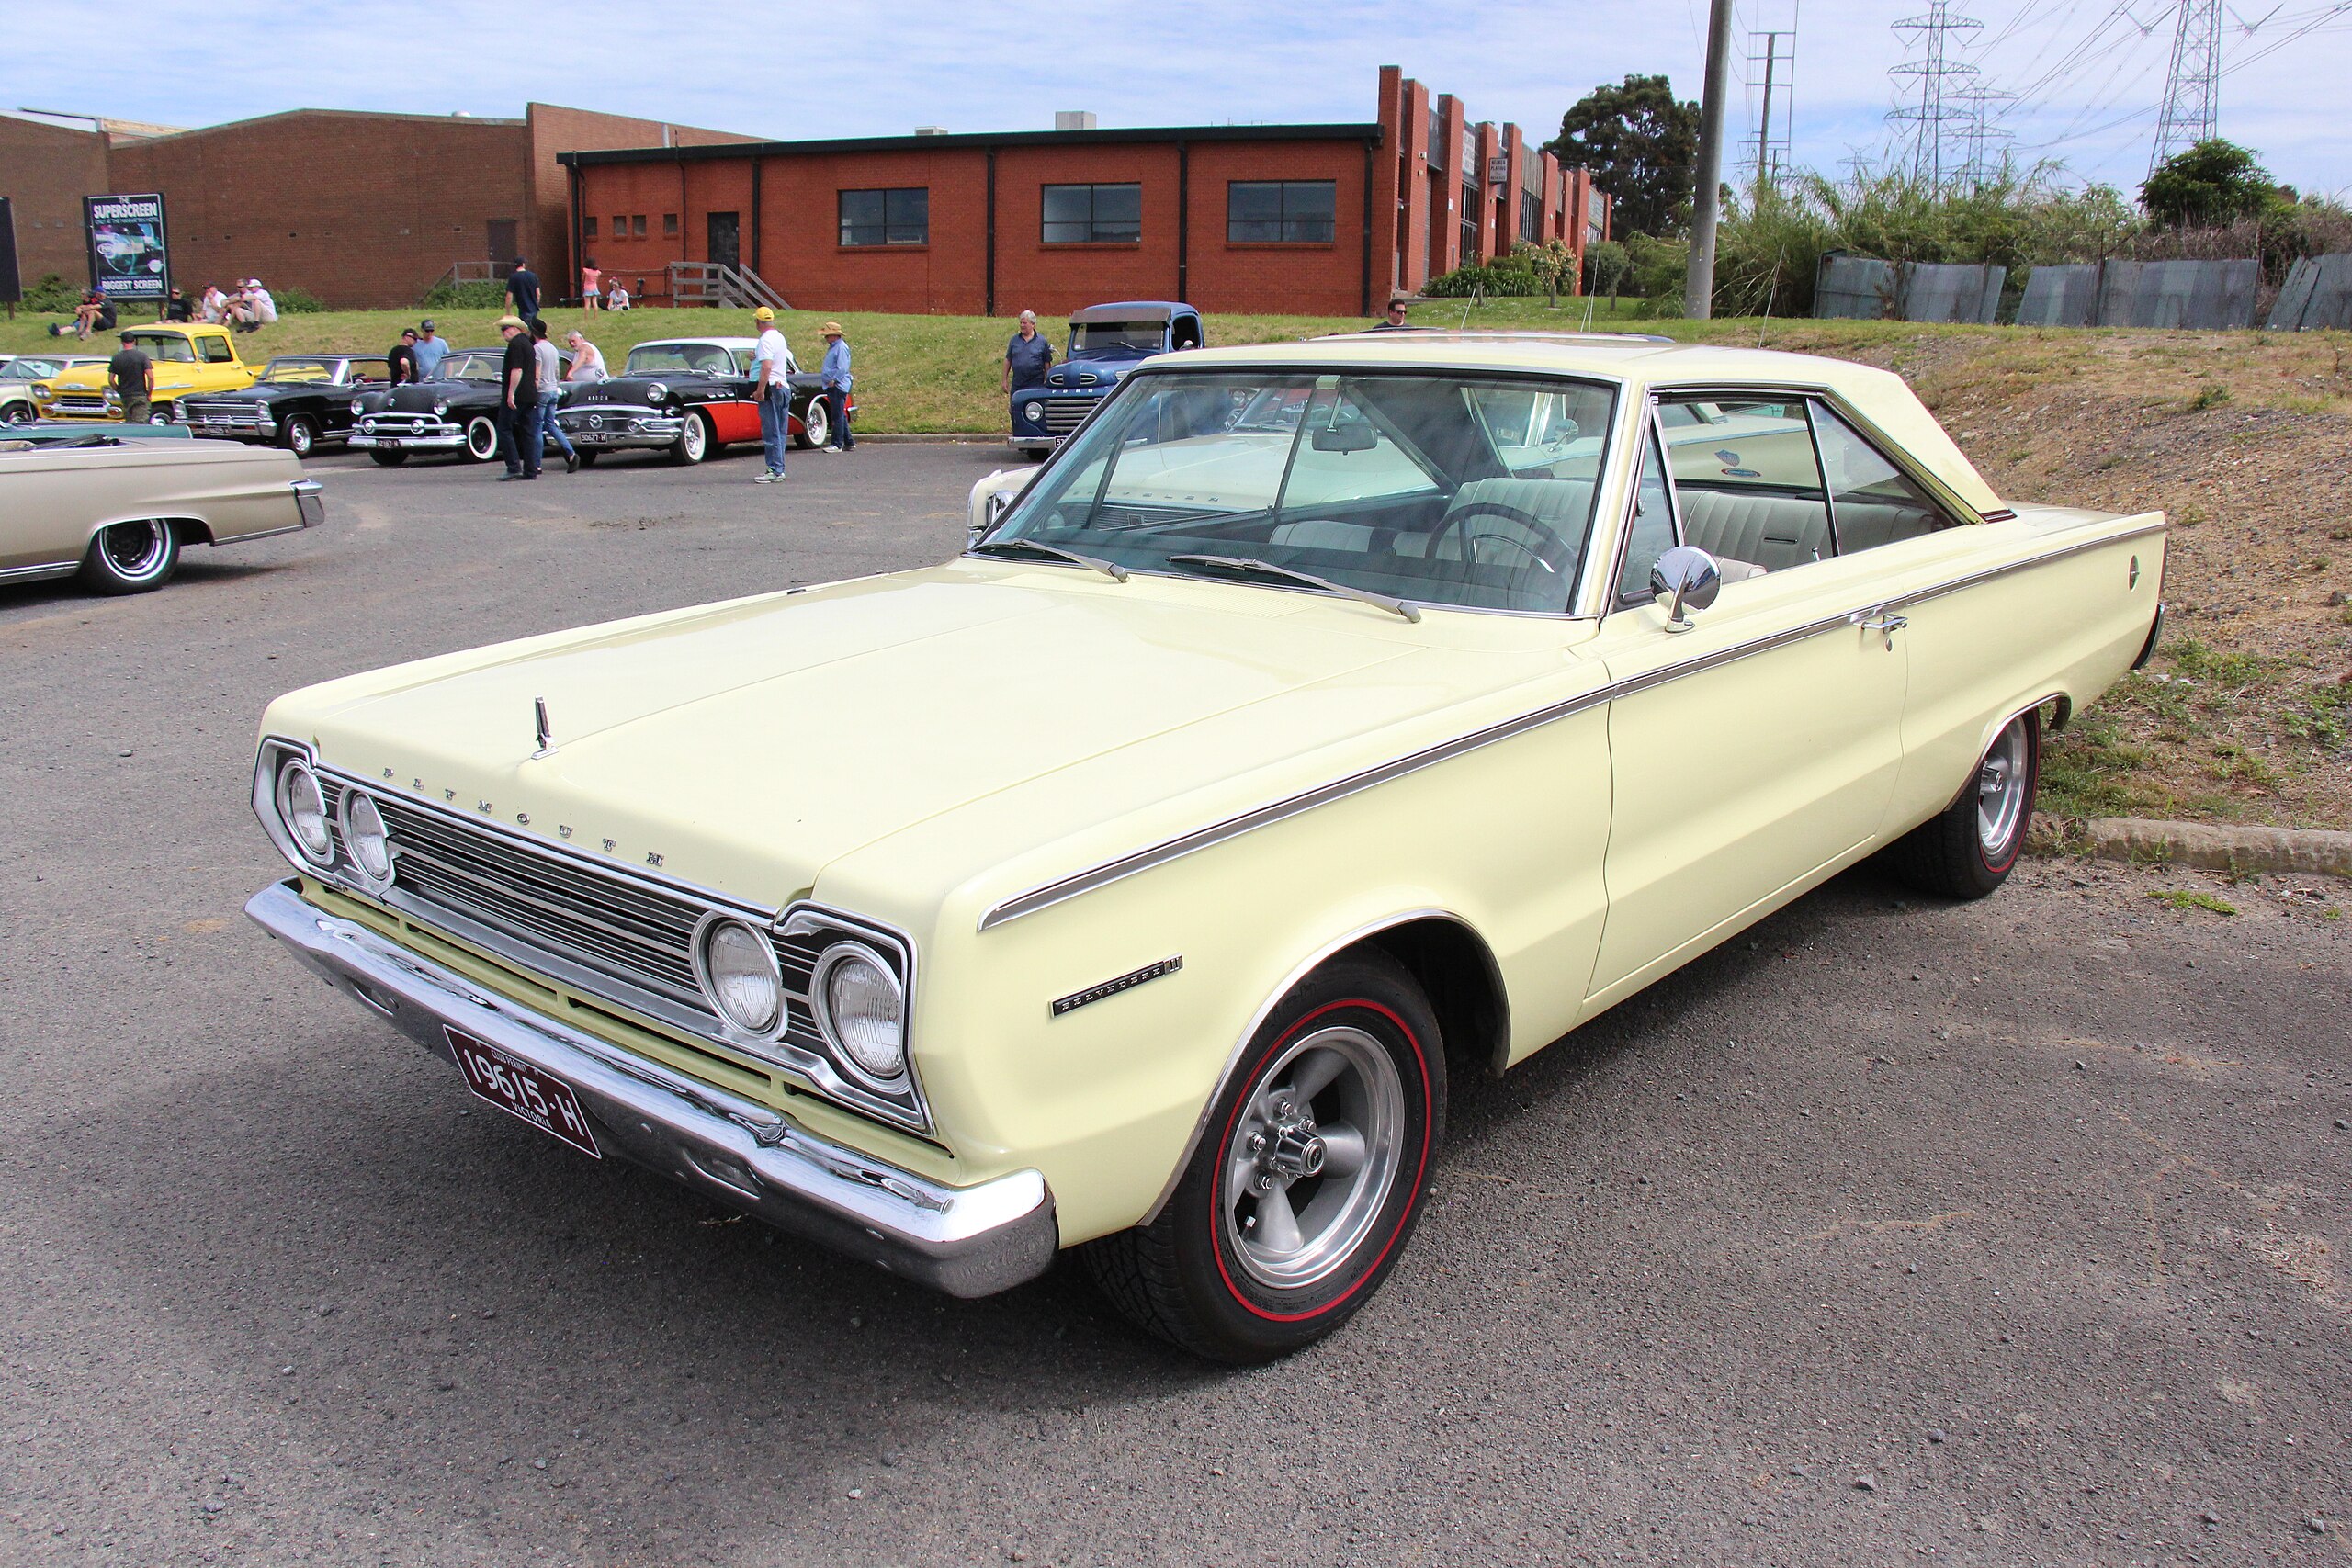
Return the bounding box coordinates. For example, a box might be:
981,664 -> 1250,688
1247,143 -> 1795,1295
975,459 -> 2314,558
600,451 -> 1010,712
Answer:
582,216 -> 598,239
1042,183 -> 1142,243
610,215 -> 626,239
1460,184 -> 1478,257
1227,181 -> 1336,243
839,187 -> 930,246
632,215 -> 647,238
1521,187 -> 1538,240
662,213 -> 679,237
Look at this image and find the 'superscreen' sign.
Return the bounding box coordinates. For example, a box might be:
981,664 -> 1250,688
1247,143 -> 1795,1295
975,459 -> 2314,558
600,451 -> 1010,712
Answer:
85,193 -> 171,301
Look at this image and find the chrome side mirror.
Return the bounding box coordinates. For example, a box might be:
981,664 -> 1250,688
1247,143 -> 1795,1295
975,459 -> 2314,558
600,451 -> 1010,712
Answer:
1649,545 -> 1722,634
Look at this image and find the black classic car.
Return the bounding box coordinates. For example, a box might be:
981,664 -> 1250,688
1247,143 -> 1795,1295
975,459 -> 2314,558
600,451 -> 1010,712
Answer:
345,347 -> 570,466
181,355 -> 390,457
552,337 -> 845,466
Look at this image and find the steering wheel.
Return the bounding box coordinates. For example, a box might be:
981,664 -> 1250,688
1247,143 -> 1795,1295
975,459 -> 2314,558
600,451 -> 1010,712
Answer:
1439,500 -> 1576,579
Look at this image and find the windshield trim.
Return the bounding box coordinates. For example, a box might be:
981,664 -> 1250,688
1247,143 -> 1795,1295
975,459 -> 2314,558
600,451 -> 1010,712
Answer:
979,361 -> 1629,621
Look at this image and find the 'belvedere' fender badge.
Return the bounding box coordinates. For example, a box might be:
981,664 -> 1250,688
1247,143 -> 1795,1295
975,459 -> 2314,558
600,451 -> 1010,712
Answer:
1051,955 -> 1183,1018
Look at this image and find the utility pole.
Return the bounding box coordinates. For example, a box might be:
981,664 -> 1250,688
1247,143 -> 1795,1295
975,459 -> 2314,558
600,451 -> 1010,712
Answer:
1747,29 -> 1796,187
1685,0 -> 1736,320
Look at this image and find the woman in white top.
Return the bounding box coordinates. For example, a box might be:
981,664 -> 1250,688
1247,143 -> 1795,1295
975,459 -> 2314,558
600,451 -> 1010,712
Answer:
605,280 -> 630,311
563,332 -> 605,382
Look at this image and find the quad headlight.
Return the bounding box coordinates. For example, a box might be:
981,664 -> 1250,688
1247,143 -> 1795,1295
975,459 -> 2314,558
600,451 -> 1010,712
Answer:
432,399 -> 450,416
340,789 -> 393,882
695,916 -> 784,1037
274,759 -> 334,864
811,942 -> 907,1085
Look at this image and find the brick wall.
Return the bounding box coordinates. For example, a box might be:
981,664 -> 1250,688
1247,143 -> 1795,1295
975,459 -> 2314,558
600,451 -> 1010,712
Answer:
0,116 -> 112,287
528,104 -> 760,298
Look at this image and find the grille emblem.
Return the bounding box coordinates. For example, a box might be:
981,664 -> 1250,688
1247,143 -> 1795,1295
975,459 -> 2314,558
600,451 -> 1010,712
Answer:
444,789 -> 457,802
477,800 -> 492,814
559,824 -> 573,839
645,852 -> 665,868
602,838 -> 616,853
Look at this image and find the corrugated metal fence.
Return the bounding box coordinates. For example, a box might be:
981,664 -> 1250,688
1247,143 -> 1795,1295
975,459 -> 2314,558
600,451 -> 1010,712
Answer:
1813,255 -> 2003,323
2267,254 -> 2352,331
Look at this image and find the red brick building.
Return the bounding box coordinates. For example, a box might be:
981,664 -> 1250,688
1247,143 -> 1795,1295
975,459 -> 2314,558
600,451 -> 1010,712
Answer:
3,104 -> 753,309
563,68 -> 1605,319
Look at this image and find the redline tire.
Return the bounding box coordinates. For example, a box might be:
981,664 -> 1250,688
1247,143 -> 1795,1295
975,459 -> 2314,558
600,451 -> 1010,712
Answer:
1085,952 -> 1444,1363
1882,709 -> 2041,899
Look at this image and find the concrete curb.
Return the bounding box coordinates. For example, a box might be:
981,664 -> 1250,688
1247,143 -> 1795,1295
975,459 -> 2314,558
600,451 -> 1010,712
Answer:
2030,813 -> 2352,878
851,433 -> 1007,445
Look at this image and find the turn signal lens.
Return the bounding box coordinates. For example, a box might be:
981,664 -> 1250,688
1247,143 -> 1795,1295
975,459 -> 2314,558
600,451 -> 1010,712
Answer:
814,944 -> 906,1084
698,918 -> 782,1036
276,761 -> 333,863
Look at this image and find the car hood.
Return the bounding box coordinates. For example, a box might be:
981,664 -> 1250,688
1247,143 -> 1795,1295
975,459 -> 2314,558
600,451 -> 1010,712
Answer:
48,363 -> 224,389
266,564 -> 1481,913
1043,358 -> 1147,387
380,380 -> 493,410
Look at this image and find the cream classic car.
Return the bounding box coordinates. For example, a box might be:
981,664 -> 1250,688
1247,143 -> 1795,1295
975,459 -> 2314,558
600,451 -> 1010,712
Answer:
2,435 -> 323,593
244,334 -> 2163,1362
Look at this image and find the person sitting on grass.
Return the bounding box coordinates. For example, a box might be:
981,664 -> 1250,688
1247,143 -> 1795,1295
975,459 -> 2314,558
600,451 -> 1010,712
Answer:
53,289 -> 116,340
605,278 -> 630,311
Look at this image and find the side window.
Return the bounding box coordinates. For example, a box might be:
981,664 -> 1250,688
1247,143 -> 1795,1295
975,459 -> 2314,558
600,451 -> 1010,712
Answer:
1614,421 -> 1679,603
1660,393 -> 1831,573
1808,401 -> 1957,553
199,335 -> 235,364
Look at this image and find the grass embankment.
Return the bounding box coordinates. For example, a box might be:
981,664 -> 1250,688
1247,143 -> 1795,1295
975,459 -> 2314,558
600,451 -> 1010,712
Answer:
8,295 -> 2344,829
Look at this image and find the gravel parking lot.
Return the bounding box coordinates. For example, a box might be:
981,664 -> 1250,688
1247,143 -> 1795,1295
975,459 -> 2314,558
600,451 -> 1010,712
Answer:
2,443 -> 2346,1567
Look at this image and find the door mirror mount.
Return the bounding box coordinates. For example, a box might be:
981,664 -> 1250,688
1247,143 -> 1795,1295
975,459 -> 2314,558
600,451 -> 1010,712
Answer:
1650,545 -> 1723,634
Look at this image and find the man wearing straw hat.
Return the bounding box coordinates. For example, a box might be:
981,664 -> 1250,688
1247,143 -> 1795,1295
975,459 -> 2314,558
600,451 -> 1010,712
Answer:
818,321 -> 854,454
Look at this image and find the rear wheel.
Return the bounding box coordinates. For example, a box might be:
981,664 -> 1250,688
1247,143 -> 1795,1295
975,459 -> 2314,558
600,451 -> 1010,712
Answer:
368,449 -> 410,467
80,519 -> 179,593
1085,953 -> 1443,1363
462,415 -> 499,462
280,414 -> 319,457
796,397 -> 829,450
669,411 -> 710,465
1883,709 -> 2041,898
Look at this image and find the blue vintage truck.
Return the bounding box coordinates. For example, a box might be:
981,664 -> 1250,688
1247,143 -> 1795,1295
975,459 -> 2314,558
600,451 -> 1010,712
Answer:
1009,300 -> 1204,457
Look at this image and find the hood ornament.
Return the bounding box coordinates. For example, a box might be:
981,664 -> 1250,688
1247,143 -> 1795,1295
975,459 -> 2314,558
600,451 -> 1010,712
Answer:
532,696 -> 555,759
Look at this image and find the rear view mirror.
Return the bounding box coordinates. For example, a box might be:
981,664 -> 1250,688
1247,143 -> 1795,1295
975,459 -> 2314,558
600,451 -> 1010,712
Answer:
1311,422 -> 1378,454
1649,545 -> 1722,634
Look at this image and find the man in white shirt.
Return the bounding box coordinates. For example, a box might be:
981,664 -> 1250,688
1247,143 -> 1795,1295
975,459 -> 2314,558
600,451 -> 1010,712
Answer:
247,279 -> 277,326
752,306 -> 792,483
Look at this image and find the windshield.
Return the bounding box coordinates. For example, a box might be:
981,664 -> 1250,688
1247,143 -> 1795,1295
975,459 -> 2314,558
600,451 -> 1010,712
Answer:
1069,320 -> 1169,355
439,352 -> 502,383
259,358 -> 343,384
626,343 -> 738,376
984,369 -> 1618,615
4,357 -> 81,380
126,333 -> 198,363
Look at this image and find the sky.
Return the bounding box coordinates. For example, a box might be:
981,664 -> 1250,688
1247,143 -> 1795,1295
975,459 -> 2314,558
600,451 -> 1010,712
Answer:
6,0 -> 2346,198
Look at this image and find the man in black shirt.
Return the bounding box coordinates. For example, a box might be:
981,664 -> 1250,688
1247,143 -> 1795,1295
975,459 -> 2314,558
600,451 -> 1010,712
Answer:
387,328 -> 420,385
163,287 -> 195,322
495,315 -> 539,479
504,259 -> 541,322
109,333 -> 154,424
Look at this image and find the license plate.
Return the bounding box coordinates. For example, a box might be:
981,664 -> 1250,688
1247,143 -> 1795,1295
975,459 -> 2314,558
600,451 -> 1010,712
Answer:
447,1027 -> 601,1158
376,436 -> 402,447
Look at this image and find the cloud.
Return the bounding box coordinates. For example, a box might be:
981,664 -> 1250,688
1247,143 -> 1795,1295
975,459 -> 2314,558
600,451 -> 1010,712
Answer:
4,0 -> 2343,197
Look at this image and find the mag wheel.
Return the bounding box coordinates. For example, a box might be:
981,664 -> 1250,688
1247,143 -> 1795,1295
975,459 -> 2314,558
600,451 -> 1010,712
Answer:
1085,952 -> 1443,1363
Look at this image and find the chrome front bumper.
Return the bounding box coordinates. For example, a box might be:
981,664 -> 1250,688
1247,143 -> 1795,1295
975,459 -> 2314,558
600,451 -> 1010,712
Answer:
244,878 -> 1058,1298
557,409 -> 684,448
348,420 -> 466,450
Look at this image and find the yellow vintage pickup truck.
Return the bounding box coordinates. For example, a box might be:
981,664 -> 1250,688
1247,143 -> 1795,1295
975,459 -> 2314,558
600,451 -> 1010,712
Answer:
34,323 -> 259,424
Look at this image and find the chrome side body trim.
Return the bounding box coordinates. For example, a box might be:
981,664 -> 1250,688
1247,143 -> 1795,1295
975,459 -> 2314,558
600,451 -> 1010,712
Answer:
980,518 -> 2164,931
244,879 -> 1055,1298
1139,908 -> 1488,1225
0,560 -> 79,584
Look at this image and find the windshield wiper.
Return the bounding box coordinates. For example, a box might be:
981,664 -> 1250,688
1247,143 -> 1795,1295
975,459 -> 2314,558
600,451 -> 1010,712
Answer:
967,537 -> 1128,581
1166,554 -> 1421,623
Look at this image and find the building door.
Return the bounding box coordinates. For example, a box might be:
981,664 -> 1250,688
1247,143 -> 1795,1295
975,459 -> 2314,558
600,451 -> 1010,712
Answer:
486,219 -> 518,271
707,212 -> 741,271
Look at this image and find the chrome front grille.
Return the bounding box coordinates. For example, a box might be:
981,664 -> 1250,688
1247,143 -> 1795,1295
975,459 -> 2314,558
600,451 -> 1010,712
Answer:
52,395 -> 113,416
361,412 -> 453,434
1043,395 -> 1100,434
305,768 -> 927,1132
184,401 -> 268,428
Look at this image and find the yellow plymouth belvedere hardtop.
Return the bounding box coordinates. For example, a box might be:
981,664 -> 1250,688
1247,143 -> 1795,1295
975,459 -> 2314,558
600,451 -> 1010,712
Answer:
247,333 -> 2164,1361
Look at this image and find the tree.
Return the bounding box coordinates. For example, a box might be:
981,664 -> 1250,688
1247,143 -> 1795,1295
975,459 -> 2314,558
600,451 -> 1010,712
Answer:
2140,139 -> 2275,227
1545,75 -> 1701,239
1517,239 -> 1578,307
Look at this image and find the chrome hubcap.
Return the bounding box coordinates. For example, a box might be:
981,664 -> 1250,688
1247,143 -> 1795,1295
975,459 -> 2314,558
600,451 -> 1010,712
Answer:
1976,719 -> 2029,853
100,519 -> 170,578
1223,1024 -> 1403,1290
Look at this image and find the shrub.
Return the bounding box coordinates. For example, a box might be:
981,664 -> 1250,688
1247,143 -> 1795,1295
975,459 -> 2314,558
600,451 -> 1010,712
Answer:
1421,255 -> 1543,298
421,278 -> 506,310
20,273 -> 81,312
272,285 -> 326,314
1623,232 -> 1688,315
1582,240 -> 1631,301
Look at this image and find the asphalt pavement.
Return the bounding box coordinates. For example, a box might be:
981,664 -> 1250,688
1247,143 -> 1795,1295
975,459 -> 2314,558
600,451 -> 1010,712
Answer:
2,441 -> 2346,1567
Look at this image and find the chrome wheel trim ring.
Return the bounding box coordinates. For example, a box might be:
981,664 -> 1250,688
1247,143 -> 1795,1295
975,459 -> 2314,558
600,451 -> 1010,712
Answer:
1977,718 -> 2030,855
1221,1023 -> 1406,1291
99,519 -> 172,581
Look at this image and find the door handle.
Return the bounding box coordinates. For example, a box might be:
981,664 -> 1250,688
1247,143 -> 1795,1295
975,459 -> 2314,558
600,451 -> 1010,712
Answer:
1860,614 -> 1908,651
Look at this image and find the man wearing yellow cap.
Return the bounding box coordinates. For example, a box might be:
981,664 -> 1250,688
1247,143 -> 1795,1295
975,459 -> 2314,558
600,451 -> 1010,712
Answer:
751,305 -> 792,483
819,321 -> 854,454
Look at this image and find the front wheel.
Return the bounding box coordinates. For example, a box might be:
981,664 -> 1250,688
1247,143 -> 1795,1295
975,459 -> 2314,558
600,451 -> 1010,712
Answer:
1085,952 -> 1444,1363
80,519 -> 179,593
1882,708 -> 2041,898
0,403 -> 30,425
280,414 -> 319,457
148,403 -> 176,426
669,411 -> 709,465
795,396 -> 829,450
462,415 -> 499,462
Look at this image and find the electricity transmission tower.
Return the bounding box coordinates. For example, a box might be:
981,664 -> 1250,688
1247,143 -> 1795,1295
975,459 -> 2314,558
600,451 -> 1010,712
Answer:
1744,28 -> 1799,186
2149,0 -> 2224,173
1886,0 -> 1984,187
1956,84 -> 2016,186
